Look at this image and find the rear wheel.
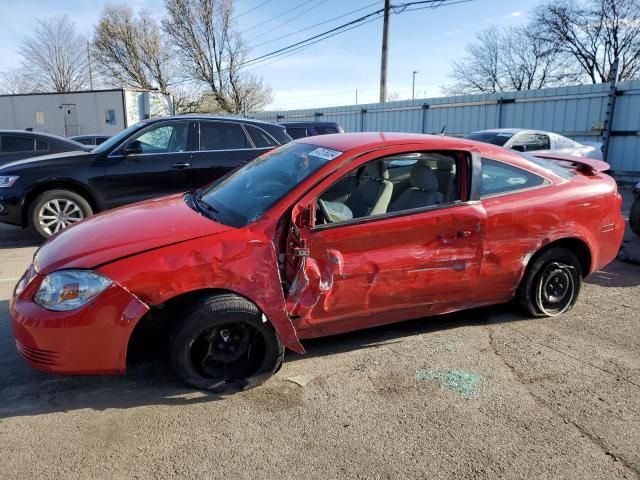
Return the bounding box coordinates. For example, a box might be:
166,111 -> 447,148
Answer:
170,294 -> 284,392
29,189 -> 92,240
630,197 -> 640,237
516,247 -> 582,318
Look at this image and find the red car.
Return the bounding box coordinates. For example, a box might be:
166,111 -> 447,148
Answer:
10,133 -> 624,391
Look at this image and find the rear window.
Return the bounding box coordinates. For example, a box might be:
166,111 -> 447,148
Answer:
1,135 -> 34,153
286,127 -> 307,139
314,126 -> 339,135
465,132 -> 512,146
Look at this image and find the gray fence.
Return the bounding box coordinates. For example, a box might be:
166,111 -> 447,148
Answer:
253,81 -> 640,176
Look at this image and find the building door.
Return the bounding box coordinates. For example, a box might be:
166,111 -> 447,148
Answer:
61,104 -> 78,137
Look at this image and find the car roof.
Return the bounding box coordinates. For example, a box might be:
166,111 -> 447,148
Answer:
143,115 -> 285,129
0,129 -> 83,143
292,132 -> 488,152
279,121 -> 340,127
470,128 -> 549,135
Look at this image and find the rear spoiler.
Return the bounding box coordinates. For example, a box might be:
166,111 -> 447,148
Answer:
531,152 -> 610,174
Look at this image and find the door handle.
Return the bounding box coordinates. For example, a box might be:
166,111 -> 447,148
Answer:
457,230 -> 472,238
172,162 -> 191,169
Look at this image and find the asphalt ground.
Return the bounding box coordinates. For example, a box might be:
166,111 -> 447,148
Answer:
0,189 -> 638,479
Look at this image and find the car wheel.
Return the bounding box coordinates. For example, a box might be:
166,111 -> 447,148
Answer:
630,197 -> 640,237
170,294 -> 285,392
29,189 -> 93,240
516,247 -> 582,318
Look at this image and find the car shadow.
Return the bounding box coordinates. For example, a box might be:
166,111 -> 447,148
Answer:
0,224 -> 39,249
0,296 -> 529,420
585,261 -> 640,288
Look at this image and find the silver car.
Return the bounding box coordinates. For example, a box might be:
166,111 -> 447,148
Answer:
465,128 -> 603,160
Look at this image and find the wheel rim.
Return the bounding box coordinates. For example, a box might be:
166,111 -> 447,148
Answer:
535,262 -> 576,316
38,198 -> 84,236
190,321 -> 265,382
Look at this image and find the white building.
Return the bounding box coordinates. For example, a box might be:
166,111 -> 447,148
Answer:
0,88 -> 174,137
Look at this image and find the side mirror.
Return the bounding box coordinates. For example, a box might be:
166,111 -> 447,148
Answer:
122,140 -> 143,156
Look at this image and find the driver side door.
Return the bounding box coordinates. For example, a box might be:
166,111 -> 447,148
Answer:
105,120 -> 195,208
283,147 -> 486,337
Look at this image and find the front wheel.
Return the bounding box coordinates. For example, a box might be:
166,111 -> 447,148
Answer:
29,189 -> 93,240
630,197 -> 640,237
170,294 -> 284,392
516,247 -> 582,318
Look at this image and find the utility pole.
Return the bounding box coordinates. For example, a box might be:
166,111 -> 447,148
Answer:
87,41 -> 94,90
602,57 -> 619,163
379,0 -> 391,103
412,71 -> 418,100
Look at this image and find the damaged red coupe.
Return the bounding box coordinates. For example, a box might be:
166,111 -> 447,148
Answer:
10,133 -> 624,391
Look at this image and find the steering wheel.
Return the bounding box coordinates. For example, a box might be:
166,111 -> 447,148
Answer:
317,199 -> 332,224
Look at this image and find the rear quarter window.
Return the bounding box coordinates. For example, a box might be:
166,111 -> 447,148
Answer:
481,158 -> 548,197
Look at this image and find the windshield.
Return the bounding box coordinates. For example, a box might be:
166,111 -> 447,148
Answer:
465,131 -> 513,146
197,142 -> 342,227
91,122 -> 146,154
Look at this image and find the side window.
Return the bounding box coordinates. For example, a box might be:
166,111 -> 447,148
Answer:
35,140 -> 49,151
245,125 -> 278,148
199,122 -> 251,150
481,158 -> 547,197
133,122 -> 189,153
511,133 -> 550,152
316,152 -> 461,226
1,135 -> 35,153
286,127 -> 307,139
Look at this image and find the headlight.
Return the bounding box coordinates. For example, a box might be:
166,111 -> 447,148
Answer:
14,264 -> 37,297
34,270 -> 112,311
0,176 -> 19,188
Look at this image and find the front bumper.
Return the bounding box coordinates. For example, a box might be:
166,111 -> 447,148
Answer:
10,273 -> 149,375
0,187 -> 25,226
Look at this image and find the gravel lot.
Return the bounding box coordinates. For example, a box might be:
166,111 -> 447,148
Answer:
0,190 -> 638,480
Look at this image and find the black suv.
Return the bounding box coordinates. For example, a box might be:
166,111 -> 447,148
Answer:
279,121 -> 344,139
0,116 -> 290,239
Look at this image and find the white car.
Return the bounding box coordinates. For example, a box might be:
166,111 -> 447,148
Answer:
465,128 -> 603,160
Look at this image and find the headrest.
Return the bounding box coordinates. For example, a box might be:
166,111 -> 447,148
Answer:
364,161 -> 389,180
436,160 -> 454,171
410,164 -> 439,191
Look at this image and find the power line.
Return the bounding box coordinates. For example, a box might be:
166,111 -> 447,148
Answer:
233,0 -> 276,20
250,0 -> 381,50
246,0 -> 331,44
242,0 -> 314,33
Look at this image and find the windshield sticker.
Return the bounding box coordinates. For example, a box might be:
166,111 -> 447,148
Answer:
308,148 -> 343,161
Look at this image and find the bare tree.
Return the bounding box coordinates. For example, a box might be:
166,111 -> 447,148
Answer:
19,15 -> 89,92
0,69 -> 33,94
162,0 -> 271,113
533,0 -> 640,83
444,25 -> 575,95
93,5 -> 173,93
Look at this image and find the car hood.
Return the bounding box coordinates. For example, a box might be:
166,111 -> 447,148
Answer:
0,150 -> 93,172
35,194 -> 234,275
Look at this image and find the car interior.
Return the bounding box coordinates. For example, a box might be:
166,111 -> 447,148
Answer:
316,152 -> 461,225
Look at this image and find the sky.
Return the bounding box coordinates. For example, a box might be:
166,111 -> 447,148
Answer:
0,0 -> 541,110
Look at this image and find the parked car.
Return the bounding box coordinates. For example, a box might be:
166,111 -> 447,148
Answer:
10,133 -> 624,392
465,129 -> 603,160
280,121 -> 344,139
631,182 -> 640,237
0,115 -> 290,239
0,130 -> 89,166
70,134 -> 111,146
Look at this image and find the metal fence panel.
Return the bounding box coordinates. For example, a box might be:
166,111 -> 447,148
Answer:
253,81 -> 640,174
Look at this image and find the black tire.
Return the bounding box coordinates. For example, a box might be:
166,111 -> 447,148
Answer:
516,247 -> 582,318
630,197 -> 640,237
170,294 -> 284,392
29,189 -> 93,241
